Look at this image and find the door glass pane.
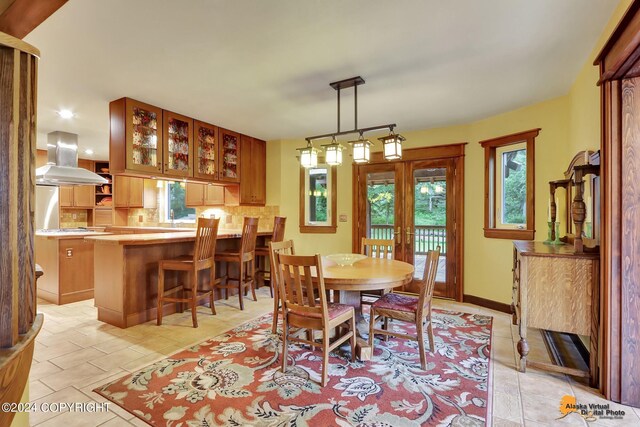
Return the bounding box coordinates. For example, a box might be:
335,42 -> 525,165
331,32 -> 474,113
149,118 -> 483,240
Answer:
413,168 -> 446,282
132,107 -> 158,167
366,171 -> 395,241
167,118 -> 190,172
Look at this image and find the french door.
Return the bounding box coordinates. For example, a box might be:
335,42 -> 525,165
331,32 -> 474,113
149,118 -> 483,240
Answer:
353,147 -> 464,300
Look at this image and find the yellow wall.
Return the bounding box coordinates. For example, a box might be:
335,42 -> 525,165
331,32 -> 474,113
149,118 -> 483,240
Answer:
266,0 -> 632,305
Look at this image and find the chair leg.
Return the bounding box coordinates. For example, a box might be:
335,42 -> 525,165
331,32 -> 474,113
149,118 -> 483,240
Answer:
271,283 -> 279,334
157,266 -> 164,326
209,268 -> 216,316
383,317 -> 389,341
190,271 -> 198,328
416,319 -> 427,370
321,328 -> 330,386
250,259 -> 257,301
281,316 -> 289,373
238,261 -> 245,310
368,307 -> 376,347
223,262 -> 228,300
427,317 -> 434,351
350,316 -> 356,362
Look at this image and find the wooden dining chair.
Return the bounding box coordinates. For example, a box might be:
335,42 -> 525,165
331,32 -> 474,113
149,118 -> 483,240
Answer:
157,217 -> 220,328
275,253 -> 356,386
255,216 -> 287,295
368,246 -> 440,370
214,217 -> 259,310
268,239 -> 295,334
360,238 -> 395,305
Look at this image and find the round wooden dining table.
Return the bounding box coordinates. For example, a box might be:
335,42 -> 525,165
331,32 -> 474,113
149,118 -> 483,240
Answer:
312,256 -> 414,360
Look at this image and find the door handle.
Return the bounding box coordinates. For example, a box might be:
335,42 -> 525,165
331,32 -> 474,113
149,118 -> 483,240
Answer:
394,227 -> 402,245
406,227 -> 415,243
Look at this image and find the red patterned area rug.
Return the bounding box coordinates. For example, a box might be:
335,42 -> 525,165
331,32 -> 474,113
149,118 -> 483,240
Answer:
95,309 -> 492,426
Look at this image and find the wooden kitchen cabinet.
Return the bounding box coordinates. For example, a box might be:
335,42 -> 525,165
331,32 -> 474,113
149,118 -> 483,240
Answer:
194,121 -> 218,180
228,136 -> 266,205
59,185 -> 95,208
110,97 -> 164,175
186,183 -> 224,207
163,110 -> 193,178
114,175 -> 144,208
218,128 -> 240,183
59,186 -> 73,207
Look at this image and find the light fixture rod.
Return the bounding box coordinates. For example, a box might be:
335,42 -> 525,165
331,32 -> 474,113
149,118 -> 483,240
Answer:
354,83 -> 358,130
305,123 -> 396,142
337,87 -> 341,133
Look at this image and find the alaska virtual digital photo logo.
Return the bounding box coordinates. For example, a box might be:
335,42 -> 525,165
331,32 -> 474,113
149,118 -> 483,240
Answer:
558,395 -> 627,422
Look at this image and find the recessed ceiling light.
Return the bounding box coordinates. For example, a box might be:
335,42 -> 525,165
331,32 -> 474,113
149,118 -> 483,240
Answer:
84,149 -> 94,155
57,109 -> 74,119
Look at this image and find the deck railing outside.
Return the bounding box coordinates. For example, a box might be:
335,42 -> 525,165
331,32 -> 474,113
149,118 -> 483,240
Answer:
370,224 -> 447,255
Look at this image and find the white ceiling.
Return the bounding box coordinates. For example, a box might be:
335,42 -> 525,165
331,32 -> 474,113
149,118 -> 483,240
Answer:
25,0 -> 617,160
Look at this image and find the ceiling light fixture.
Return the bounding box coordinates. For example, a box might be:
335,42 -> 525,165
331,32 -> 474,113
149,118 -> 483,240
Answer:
297,141 -> 320,168
57,109 -> 74,119
348,133 -> 373,164
379,130 -> 405,161
322,136 -> 344,166
300,76 -> 405,166
84,148 -> 94,155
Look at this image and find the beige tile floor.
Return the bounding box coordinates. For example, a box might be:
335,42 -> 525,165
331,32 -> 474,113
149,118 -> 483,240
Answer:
25,289 -> 640,426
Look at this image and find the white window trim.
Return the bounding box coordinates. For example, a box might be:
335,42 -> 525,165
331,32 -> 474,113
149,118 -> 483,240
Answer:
495,142 -> 526,229
304,165 -> 332,226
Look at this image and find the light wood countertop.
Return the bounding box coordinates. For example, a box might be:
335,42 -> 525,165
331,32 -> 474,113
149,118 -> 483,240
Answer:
36,232 -> 113,240
85,229 -> 273,245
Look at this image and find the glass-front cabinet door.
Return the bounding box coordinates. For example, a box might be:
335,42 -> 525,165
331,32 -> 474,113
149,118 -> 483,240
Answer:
125,100 -> 163,174
218,128 -> 240,183
162,111 -> 193,178
194,121 -> 218,180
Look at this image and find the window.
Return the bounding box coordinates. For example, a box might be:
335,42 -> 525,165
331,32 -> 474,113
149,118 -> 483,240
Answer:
299,163 -> 337,233
166,182 -> 196,223
479,128 -> 538,240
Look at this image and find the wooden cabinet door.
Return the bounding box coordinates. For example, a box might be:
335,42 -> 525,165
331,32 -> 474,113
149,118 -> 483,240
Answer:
113,176 -> 130,208
128,177 -> 144,208
163,110 -> 194,178
94,209 -> 113,226
252,138 -> 266,205
185,182 -> 204,207
218,128 -> 240,183
73,185 -> 95,208
59,186 -> 73,207
239,135 -> 254,203
204,185 -> 224,206
194,121 -> 218,180
124,99 -> 163,174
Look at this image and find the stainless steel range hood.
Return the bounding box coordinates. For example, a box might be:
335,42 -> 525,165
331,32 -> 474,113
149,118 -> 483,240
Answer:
35,131 -> 108,186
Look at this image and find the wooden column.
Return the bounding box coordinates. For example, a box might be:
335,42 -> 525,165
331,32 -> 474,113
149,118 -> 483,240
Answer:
0,31 -> 41,427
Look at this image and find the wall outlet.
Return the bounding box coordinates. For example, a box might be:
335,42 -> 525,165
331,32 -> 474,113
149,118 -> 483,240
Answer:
66,248 -> 73,257
72,213 -> 77,220
339,214 -> 348,222
138,215 -> 144,223
226,215 -> 233,224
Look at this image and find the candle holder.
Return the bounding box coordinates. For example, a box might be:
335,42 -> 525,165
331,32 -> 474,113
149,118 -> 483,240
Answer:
551,221 -> 565,245
543,221 -> 554,244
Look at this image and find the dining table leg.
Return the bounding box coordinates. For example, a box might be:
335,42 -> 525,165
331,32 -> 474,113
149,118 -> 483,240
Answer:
337,290 -> 373,361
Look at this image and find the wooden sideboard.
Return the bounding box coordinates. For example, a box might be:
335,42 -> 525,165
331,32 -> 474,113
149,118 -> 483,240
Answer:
512,241 -> 599,386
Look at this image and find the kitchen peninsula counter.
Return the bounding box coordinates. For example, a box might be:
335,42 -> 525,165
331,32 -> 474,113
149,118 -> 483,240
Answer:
89,229 -> 272,328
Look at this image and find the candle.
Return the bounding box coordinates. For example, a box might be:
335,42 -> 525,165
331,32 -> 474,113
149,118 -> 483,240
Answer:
586,194 -> 592,222
548,198 -> 552,222
555,197 -> 559,223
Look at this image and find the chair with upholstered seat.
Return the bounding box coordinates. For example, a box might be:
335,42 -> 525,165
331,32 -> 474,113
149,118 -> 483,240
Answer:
268,239 -> 295,333
368,246 -> 440,370
214,217 -> 259,310
275,253 -> 356,386
360,238 -> 395,305
157,217 -> 220,328
255,216 -> 287,295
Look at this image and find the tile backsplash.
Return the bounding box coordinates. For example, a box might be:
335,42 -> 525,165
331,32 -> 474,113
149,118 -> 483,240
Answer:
60,210 -> 88,228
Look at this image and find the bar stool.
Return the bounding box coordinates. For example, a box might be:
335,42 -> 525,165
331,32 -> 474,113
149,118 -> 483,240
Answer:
255,216 -> 287,296
157,217 -> 220,328
214,217 -> 259,310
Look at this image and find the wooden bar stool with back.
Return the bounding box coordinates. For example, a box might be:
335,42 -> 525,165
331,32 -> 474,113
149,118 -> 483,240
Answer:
255,216 -> 287,295
214,217 -> 259,310
157,217 -> 221,328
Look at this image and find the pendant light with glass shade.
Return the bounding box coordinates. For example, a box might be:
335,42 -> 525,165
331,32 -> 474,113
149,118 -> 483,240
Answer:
322,136 -> 344,166
298,141 -> 320,168
299,76 -> 406,166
